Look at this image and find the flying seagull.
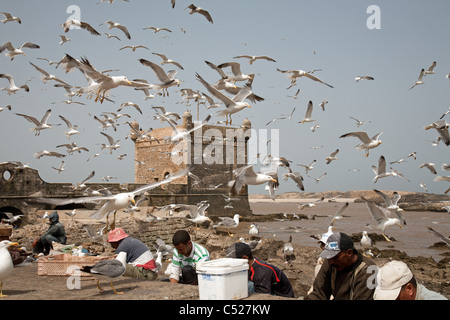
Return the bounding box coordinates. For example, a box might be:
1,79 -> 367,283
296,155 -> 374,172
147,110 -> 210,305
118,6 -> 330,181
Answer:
424,120 -> 449,146
0,41 -> 40,60
229,164 -> 277,196
61,19 -> 101,36
339,131 -> 382,157
187,4 -> 213,23
355,75 -> 374,82
233,55 -> 276,65
277,68 -> 333,88
409,68 -> 425,90
152,52 -> 184,70
138,58 -> 181,96
0,12 -> 21,24
58,54 -> 150,103
15,109 -> 57,136
0,74 -> 30,95
362,197 -> 403,242
298,100 -> 315,124
101,20 -> 131,39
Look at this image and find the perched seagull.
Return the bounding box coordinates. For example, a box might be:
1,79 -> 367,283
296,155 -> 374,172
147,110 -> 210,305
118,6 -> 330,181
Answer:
339,131 -> 382,157
29,62 -> 69,85
283,172 -> 305,191
15,109 -> 57,136
59,115 -> 80,139
283,235 -> 295,263
249,224 -> 259,236
325,149 -> 339,164
217,61 -> 253,82
277,68 -> 333,88
100,132 -> 121,154
424,61 -> 437,76
61,19 -> 101,36
65,209 -> 76,225
233,55 -> 276,65
0,240 -> 19,297
424,120 -> 449,146
187,4 -> 213,24
355,75 -> 374,82
58,54 -> 151,103
119,45 -> 149,52
33,150 -> 66,159
419,162 -> 437,174
372,155 -> 410,183
51,161 -> 66,174
362,197 -> 402,242
213,214 -> 241,236
138,58 -> 181,96
0,41 -> 40,60
298,100 -> 315,124
0,74 -> 30,95
0,12 -> 21,24
360,231 -> 373,257
143,26 -> 172,33
409,68 -> 425,90
101,20 -> 131,39
32,168 -> 188,224
152,52 -> 184,70
427,226 -> 450,246
229,164 -> 277,196
80,258 -> 126,294
196,73 -> 252,125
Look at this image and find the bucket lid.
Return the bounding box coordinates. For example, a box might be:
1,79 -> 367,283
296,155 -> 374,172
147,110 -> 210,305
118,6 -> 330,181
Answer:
196,258 -> 249,274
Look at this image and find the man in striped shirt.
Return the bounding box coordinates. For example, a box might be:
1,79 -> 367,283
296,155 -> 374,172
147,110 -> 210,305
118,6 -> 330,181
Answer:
165,230 -> 210,284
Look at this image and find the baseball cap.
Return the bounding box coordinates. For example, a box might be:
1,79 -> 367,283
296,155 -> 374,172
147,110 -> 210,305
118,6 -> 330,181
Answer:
319,232 -> 355,259
226,242 -> 252,258
374,260 -> 413,300
107,228 -> 129,243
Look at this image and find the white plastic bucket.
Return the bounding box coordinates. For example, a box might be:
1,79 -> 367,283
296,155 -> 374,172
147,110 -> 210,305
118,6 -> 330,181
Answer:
196,258 -> 249,300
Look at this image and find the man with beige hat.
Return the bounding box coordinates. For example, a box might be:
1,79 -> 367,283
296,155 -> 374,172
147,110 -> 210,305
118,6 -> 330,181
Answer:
374,260 -> 447,300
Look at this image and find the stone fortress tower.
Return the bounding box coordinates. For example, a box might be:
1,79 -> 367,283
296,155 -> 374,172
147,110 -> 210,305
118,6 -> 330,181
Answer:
130,111 -> 253,217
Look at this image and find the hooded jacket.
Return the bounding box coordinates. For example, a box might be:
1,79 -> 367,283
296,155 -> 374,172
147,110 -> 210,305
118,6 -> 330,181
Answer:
44,211 -> 67,244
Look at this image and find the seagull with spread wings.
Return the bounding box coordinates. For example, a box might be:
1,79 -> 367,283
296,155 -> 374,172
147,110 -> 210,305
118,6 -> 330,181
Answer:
217,61 -> 253,82
409,68 -> 425,90
373,189 -> 406,225
0,41 -> 40,60
277,68 -> 333,88
0,74 -> 30,95
59,115 -> 81,139
29,62 -> 70,86
1,12 -> 21,24
61,19 -> 101,36
233,55 -> 276,65
298,100 -> 315,124
196,73 -> 252,125
229,164 -> 277,196
424,119 -> 449,146
30,168 -> 188,224
152,52 -> 184,70
15,109 -> 57,136
58,54 -> 150,103
187,4 -> 213,23
339,131 -> 382,157
372,155 -> 410,183
101,20 -> 131,39
143,26 -> 172,33
138,58 -> 181,96
362,197 -> 403,242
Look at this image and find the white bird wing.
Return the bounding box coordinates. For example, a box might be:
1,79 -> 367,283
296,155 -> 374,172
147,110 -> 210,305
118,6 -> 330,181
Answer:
364,198 -> 388,225
377,156 -> 387,174
303,72 -> 334,88
139,59 -> 172,83
196,73 -> 235,107
340,131 -> 372,144
427,227 -> 450,246
100,131 -> 115,145
131,167 -> 189,196
40,109 -> 52,124
204,60 -> 228,79
305,101 -> 313,118
373,189 -> 393,206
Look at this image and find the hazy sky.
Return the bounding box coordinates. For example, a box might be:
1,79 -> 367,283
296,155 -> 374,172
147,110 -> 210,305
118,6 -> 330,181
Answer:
1,0 -> 449,196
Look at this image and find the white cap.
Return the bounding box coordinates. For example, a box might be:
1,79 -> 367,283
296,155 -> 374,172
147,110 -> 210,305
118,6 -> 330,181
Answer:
374,260 -> 413,300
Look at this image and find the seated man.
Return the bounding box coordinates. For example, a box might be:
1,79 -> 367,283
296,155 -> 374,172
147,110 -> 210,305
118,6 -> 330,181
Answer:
306,232 -> 376,300
33,211 -> 67,255
227,242 -> 295,298
374,260 -> 447,300
107,228 -> 159,280
165,230 -> 210,284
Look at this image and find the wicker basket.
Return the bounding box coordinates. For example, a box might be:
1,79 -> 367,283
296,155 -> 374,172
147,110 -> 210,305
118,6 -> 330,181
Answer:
38,253 -> 112,277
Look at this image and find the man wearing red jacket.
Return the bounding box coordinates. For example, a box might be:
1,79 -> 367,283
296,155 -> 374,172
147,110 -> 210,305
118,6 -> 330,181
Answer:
227,242 -> 294,298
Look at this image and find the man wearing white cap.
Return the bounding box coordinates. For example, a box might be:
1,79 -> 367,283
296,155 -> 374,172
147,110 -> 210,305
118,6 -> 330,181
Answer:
306,232 -> 376,300
374,260 -> 447,300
